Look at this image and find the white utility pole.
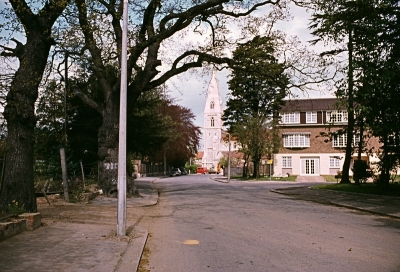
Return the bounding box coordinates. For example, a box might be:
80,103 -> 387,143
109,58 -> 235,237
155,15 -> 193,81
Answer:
117,0 -> 128,237
228,133 -> 231,182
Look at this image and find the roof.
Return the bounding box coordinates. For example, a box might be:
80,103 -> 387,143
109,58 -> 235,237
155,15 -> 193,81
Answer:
281,98 -> 346,112
196,151 -> 204,159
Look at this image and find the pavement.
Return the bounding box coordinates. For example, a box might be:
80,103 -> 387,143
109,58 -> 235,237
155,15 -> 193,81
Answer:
1,176 -> 400,272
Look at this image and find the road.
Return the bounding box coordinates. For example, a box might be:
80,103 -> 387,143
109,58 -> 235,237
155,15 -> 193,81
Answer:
136,175 -> 400,272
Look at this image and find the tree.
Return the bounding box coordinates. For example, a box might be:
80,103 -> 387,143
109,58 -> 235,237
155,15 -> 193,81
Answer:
222,36 -> 288,178
147,100 -> 201,167
63,0 -> 287,191
309,0 -> 400,185
0,1 -> 70,213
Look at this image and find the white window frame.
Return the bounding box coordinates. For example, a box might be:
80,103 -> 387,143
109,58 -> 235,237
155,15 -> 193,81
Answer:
306,111 -> 317,123
282,156 -> 292,168
210,117 -> 215,127
327,111 -> 348,123
281,112 -> 300,124
210,101 -> 215,109
332,134 -> 347,147
332,133 -> 360,147
329,157 -> 341,168
283,133 -> 310,148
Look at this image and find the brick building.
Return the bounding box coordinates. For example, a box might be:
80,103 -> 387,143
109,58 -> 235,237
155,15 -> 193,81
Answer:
273,98 -> 380,177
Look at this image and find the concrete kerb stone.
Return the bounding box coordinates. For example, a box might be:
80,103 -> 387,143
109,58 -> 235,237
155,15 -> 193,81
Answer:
210,176 -> 232,183
115,226 -> 148,272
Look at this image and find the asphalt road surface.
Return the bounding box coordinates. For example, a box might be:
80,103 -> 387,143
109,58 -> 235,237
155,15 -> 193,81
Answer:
137,175 -> 400,272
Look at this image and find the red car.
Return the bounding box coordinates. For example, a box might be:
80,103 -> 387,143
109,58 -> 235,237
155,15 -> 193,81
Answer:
196,167 -> 208,174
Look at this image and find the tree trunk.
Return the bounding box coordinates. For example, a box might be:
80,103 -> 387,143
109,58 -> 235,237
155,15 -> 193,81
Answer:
97,101 -> 120,194
252,160 -> 260,179
96,93 -> 138,197
0,35 -> 52,213
340,28 -> 354,184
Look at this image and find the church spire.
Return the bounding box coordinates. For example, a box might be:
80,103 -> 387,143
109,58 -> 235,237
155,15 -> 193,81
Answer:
204,70 -> 222,115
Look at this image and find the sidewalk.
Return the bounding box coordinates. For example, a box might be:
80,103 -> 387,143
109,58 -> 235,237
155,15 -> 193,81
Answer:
0,177 -> 159,272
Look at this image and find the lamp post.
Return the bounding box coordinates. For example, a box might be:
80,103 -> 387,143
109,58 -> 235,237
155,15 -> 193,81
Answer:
117,0 -> 128,237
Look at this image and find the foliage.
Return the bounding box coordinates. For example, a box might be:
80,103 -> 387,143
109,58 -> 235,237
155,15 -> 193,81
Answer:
149,101 -> 201,167
58,0 -> 292,189
309,0 -> 400,185
127,88 -> 171,159
352,160 -> 371,184
218,155 -> 228,168
223,35 -> 288,178
7,200 -> 25,215
185,164 -> 197,174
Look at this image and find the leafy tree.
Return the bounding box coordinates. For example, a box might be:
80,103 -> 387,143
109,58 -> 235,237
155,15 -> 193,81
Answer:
309,0 -> 400,185
223,36 -> 288,178
127,88 -> 171,160
149,102 -> 201,168
309,0 -> 362,184
0,0 -> 70,213
63,0 -> 286,191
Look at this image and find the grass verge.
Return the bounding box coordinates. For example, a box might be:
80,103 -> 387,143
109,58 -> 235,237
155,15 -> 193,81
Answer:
232,175 -> 297,182
313,183 -> 400,197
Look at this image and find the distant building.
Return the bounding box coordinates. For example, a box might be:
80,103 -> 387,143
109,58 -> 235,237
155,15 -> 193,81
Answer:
273,98 -> 380,177
200,71 -> 239,171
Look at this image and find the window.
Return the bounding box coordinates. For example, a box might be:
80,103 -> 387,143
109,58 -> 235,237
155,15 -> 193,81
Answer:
332,133 -> 360,147
210,101 -> 215,109
283,133 -> 310,148
306,112 -> 317,123
282,156 -> 292,168
327,111 -> 348,123
281,112 -> 300,124
329,157 -> 341,168
333,134 -> 347,147
210,117 -> 215,127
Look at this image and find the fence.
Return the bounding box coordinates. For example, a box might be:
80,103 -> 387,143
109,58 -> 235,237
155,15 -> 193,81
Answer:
140,163 -> 171,176
224,164 -> 273,177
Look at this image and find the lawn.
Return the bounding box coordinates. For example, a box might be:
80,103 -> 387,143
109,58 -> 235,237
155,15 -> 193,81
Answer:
232,175 -> 297,182
313,183 -> 400,197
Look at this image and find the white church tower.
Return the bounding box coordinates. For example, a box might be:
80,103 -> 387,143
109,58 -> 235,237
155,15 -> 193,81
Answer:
202,71 -> 224,170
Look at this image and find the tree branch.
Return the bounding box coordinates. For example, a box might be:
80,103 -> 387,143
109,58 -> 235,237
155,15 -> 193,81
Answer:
145,51 -> 233,90
71,85 -> 102,115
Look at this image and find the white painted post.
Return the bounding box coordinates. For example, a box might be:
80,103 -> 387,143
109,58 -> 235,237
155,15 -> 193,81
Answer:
117,0 -> 128,237
228,133 -> 231,182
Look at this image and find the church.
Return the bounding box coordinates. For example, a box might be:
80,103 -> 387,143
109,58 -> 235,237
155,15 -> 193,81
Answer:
199,71 -> 240,171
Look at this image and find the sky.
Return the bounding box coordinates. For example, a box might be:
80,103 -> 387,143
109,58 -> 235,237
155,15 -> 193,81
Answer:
0,1 -> 335,149
167,3 -> 335,149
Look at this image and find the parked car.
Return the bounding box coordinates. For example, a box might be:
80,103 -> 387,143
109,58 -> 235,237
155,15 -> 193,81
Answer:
179,167 -> 188,175
196,167 -> 208,174
169,168 -> 181,177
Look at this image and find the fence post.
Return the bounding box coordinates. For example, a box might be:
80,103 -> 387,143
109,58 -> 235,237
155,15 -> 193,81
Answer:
60,148 -> 69,202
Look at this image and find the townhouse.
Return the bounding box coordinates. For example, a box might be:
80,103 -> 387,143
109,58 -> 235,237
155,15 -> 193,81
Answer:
273,98 -> 380,177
